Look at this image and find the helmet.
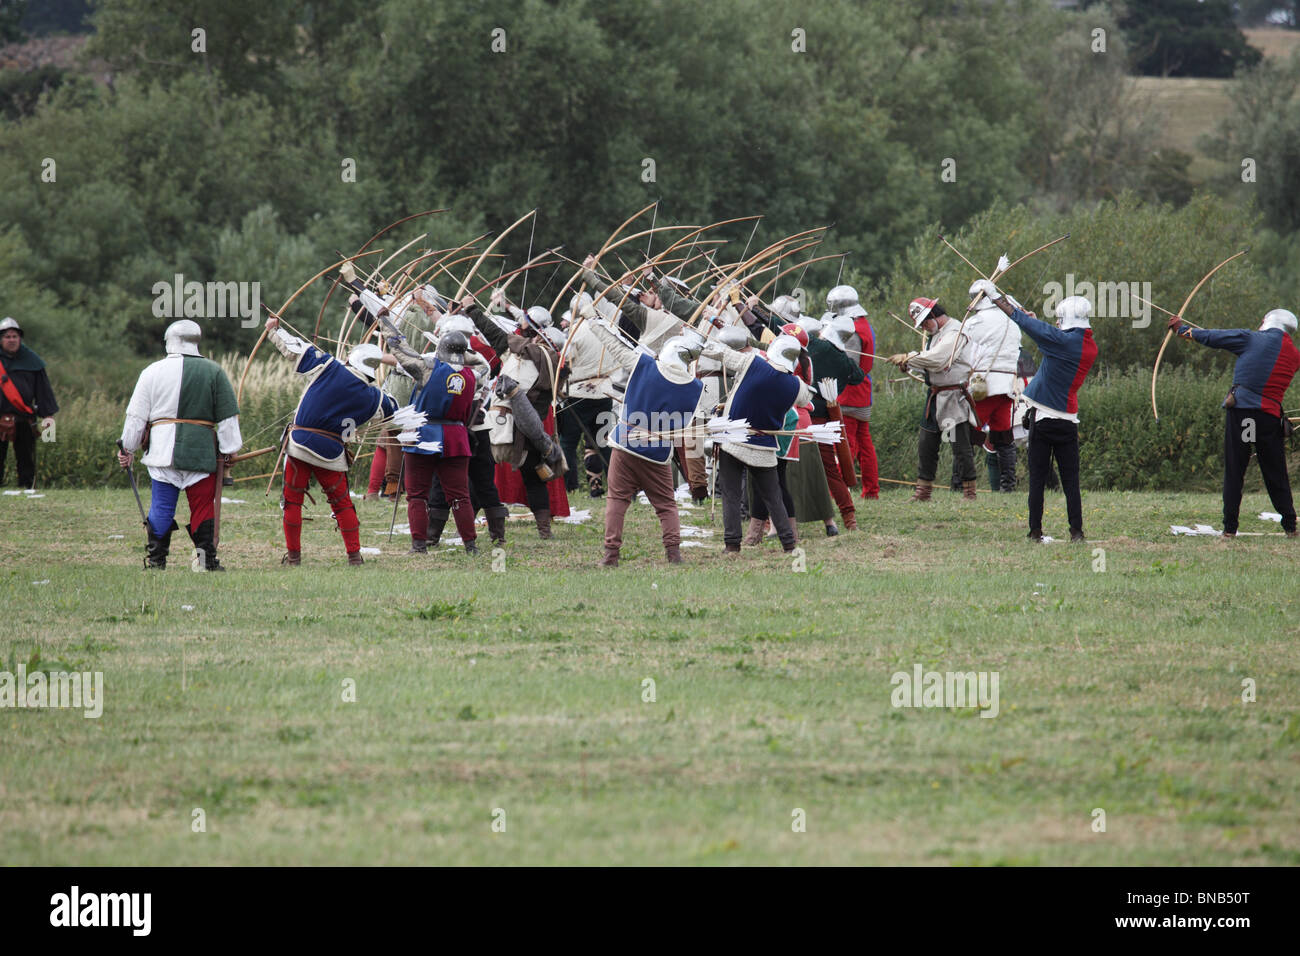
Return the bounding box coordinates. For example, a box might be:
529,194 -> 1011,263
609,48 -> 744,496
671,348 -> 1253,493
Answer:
436,313 -> 475,338
717,325 -> 749,350
678,326 -> 706,359
770,294 -> 801,324
434,330 -> 470,366
909,297 -> 937,328
766,334 -> 802,374
0,317 -> 21,337
1261,308 -> 1298,333
163,319 -> 202,356
542,327 -> 568,351
525,306 -> 553,330
796,314 -> 823,338
561,309 -> 573,328
657,336 -> 695,380
1055,296 -> 1092,330
347,342 -> 385,381
821,315 -> 856,352
780,322 -> 808,348
827,284 -> 867,319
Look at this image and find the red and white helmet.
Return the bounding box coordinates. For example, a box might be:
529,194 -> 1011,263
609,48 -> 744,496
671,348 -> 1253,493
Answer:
908,297 -> 937,328
780,322 -> 808,348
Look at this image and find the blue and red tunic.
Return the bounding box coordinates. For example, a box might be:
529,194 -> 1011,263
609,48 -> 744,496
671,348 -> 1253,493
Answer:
409,362 -> 476,457
1189,327 -> 1299,418
1008,309 -> 1097,415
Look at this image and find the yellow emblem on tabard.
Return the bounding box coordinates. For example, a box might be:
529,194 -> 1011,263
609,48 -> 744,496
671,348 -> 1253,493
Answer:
446,373 -> 466,396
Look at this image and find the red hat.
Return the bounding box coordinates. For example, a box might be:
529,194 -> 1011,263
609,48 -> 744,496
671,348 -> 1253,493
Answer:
780,322 -> 808,348
908,297 -> 937,328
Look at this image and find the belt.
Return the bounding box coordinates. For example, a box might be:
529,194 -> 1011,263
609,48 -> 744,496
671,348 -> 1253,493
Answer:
291,425 -> 343,441
150,418 -> 215,427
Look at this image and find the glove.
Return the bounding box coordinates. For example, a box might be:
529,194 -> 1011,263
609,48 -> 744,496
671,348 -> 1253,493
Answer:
970,278 -> 1002,301
340,261 -> 357,285
888,353 -> 909,368
701,341 -> 724,361
1168,314 -> 1192,338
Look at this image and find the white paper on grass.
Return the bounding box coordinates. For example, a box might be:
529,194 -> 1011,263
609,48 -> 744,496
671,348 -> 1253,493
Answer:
375,523 -> 412,535
678,525 -> 713,538
1259,512 -> 1282,522
559,509 -> 591,524
220,497 -> 246,504
360,547 -> 382,555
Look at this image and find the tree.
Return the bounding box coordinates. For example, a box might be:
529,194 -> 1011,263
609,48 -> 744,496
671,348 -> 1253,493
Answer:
1115,0 -> 1263,77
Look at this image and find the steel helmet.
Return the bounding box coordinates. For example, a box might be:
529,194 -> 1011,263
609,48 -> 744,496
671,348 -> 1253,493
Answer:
525,306 -> 553,330
347,343 -> 385,381
0,316 -> 22,337
766,334 -> 802,374
770,294 -> 801,324
434,330 -> 470,366
656,336 -> 695,380
827,284 -> 867,319
717,325 -> 749,350
821,315 -> 856,352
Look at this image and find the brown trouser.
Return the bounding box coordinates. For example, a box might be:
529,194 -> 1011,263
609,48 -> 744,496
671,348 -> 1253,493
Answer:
812,417 -> 855,524
680,428 -> 708,494
382,428 -> 402,484
604,446 -> 681,551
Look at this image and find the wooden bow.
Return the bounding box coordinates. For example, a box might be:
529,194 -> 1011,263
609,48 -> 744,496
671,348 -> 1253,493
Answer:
1150,249 -> 1248,421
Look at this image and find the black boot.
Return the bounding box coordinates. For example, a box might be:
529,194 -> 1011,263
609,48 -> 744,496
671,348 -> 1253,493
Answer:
427,508 -> 449,547
485,505 -> 508,546
144,521 -> 177,569
189,519 -> 224,571
534,508 -> 553,540
997,445 -> 1019,493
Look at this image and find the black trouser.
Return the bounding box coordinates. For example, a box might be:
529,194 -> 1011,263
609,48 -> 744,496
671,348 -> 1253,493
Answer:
0,417 -> 36,487
719,452 -> 794,550
751,458 -> 795,522
918,421 -> 976,483
431,430 -> 503,516
1223,408 -> 1295,534
558,397 -> 611,491
520,447 -> 553,514
1027,416 -> 1082,535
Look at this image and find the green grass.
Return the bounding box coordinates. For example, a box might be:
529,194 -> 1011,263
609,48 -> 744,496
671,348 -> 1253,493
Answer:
1,486 -> 1298,865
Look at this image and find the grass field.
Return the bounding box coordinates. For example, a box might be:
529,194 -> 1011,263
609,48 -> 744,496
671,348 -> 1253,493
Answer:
1,485 -> 1298,865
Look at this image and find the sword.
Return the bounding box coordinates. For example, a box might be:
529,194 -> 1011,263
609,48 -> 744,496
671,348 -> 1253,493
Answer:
116,440 -> 148,529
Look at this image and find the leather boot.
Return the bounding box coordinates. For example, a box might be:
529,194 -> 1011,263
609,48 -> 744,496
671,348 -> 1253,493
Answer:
189,519 -> 224,571
485,505 -> 509,546
962,480 -> 978,500
464,539 -> 479,555
743,517 -> 765,546
534,509 -> 553,540
347,551 -> 365,566
997,445 -> 1018,493
426,508 -> 449,547
281,550 -> 301,566
599,547 -> 619,567
408,538 -> 428,554
844,513 -> 858,531
909,479 -> 933,502
665,545 -> 682,564
144,521 -> 177,569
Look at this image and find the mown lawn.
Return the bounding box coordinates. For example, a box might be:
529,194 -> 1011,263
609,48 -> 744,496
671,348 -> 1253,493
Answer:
1,485 -> 1297,865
